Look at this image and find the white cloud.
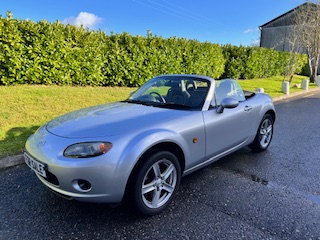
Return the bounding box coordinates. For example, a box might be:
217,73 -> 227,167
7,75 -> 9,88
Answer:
244,28 -> 254,34
243,28 -> 259,35
63,12 -> 103,29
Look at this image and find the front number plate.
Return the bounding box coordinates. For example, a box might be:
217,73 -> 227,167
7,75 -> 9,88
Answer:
24,152 -> 47,178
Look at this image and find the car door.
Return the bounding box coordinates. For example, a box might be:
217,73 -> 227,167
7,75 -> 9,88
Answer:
203,80 -> 258,158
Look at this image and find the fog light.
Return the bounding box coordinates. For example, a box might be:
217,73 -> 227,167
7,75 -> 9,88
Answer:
72,179 -> 92,192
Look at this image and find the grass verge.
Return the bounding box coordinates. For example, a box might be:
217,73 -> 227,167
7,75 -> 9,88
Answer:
238,75 -> 317,97
0,75 -> 317,158
0,86 -> 135,158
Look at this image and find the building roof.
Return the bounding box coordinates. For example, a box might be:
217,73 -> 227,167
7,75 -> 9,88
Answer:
259,2 -> 312,29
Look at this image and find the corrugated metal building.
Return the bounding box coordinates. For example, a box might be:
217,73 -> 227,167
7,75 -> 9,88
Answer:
259,3 -> 310,53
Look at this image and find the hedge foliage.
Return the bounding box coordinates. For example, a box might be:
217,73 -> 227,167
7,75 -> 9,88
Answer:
221,44 -> 308,79
0,12 -> 308,86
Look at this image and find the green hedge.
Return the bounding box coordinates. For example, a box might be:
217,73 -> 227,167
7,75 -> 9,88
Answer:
0,12 -> 308,86
222,45 -> 308,79
101,33 -> 225,86
0,13 -> 225,86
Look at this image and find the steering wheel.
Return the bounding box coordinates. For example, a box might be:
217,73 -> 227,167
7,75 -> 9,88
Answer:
149,92 -> 166,103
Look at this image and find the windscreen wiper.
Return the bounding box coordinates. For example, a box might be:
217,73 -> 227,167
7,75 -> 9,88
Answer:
156,102 -> 192,109
122,99 -> 154,106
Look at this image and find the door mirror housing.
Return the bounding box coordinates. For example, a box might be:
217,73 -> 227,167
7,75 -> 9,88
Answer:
216,97 -> 239,114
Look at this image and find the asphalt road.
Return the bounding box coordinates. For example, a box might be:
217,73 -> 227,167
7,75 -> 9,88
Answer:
1,91 -> 320,240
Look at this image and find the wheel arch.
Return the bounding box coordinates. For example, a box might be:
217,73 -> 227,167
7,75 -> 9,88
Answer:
124,141 -> 185,199
265,109 -> 276,122
248,109 -> 275,152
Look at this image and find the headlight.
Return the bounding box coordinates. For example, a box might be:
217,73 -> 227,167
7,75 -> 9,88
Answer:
64,142 -> 112,158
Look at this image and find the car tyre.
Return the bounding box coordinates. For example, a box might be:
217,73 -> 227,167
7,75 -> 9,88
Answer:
249,114 -> 274,152
132,151 -> 181,216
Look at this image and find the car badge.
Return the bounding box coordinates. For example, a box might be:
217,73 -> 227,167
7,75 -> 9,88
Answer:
37,140 -> 46,148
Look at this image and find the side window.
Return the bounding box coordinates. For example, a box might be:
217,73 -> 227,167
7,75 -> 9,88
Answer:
213,79 -> 245,106
231,80 -> 246,102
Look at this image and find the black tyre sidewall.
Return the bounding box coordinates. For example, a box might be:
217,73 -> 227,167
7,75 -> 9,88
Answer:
132,151 -> 181,216
250,114 -> 274,152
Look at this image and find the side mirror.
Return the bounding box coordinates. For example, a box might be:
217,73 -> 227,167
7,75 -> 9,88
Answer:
216,97 -> 239,114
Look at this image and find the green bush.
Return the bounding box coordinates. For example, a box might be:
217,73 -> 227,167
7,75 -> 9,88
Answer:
222,45 -> 308,79
0,12 -> 308,86
222,44 -> 249,79
0,13 -> 225,86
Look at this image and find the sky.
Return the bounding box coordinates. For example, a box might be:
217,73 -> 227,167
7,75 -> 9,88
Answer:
0,0 -> 304,46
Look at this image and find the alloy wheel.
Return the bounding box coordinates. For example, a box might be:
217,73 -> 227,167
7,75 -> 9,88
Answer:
141,158 -> 177,209
259,118 -> 273,148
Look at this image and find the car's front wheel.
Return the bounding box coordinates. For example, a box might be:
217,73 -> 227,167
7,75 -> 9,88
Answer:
132,151 -> 181,216
249,113 -> 274,152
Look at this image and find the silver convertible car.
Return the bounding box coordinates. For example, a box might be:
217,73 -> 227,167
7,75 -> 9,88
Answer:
25,74 -> 275,215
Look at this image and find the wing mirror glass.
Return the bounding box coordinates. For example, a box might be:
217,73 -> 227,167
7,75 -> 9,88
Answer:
216,97 -> 239,113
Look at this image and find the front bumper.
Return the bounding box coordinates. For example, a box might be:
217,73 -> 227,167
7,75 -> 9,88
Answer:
24,126 -> 131,204
35,172 -> 112,202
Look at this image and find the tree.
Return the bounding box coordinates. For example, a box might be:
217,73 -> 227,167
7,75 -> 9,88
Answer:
283,13 -> 302,84
293,1 -> 320,83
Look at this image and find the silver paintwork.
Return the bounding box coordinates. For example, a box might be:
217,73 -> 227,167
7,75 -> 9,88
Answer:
25,74 -> 276,203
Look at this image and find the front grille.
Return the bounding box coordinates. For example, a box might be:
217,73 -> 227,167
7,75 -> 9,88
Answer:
40,171 -> 59,186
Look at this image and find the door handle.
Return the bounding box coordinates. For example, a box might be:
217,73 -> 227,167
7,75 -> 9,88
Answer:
244,106 -> 252,112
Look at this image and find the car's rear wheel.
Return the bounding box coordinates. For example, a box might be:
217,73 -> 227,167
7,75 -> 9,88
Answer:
249,114 -> 274,152
132,151 -> 181,216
